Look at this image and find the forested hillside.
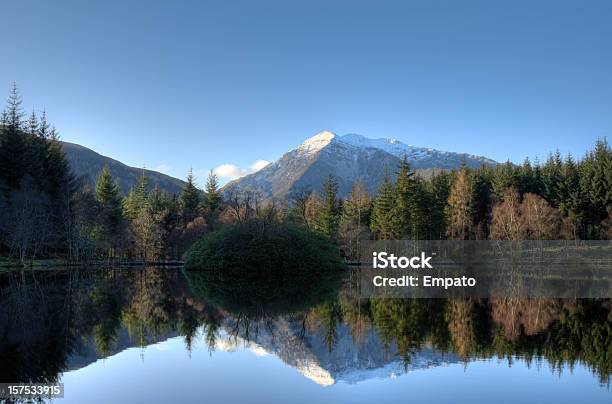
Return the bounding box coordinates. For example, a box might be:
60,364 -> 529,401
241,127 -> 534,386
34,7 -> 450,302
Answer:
61,141 -> 186,195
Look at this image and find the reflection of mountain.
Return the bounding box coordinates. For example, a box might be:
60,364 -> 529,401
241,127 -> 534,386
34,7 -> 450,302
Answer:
216,317 -> 460,386
65,328 -> 179,372
63,317 -> 459,387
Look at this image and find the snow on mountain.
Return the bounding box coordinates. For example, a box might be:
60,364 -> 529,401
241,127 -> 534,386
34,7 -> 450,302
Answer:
296,130 -> 337,155
216,316 -> 461,386
339,133 -> 497,169
222,130 -> 497,199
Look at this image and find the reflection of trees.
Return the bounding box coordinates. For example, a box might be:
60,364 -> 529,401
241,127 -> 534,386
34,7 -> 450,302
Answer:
1,268 -> 611,385
310,300 -> 342,352
121,269 -> 172,346
490,298 -> 562,340
370,299 -> 450,366
90,283 -> 122,356
364,296 -> 611,383
447,299 -> 476,359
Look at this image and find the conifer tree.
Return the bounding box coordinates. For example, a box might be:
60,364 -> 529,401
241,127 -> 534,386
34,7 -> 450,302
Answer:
391,156 -> 420,238
426,171 -> 452,239
38,109 -> 50,139
44,126 -> 70,195
180,169 -> 201,225
123,170 -> 149,220
0,83 -> 26,188
558,154 -> 582,218
518,157 -> 535,195
580,138 -> 612,237
492,160 -> 519,201
470,166 -> 493,239
541,150 -> 563,207
532,159 -> 544,196
27,110 -> 38,136
317,174 -> 341,237
204,169 -> 222,213
24,110 -> 45,182
370,169 -> 396,239
93,166 -> 124,256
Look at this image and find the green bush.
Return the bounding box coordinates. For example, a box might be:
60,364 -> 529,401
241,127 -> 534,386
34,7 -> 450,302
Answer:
184,219 -> 346,316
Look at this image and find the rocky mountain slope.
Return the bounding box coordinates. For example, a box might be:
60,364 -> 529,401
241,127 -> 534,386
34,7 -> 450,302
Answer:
223,131 -> 497,199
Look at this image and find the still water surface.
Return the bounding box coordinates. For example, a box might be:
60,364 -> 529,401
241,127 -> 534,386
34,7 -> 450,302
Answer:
0,267 -> 610,403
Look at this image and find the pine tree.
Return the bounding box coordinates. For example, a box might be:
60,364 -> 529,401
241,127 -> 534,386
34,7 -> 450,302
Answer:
180,169 -> 201,225
492,160 -> 518,201
317,174 -> 341,237
0,83 -> 26,188
204,169 -> 222,213
27,110 -> 38,136
25,110 -> 45,183
123,170 -> 149,220
38,109 -> 50,139
93,166 -> 124,256
532,159 -> 544,196
426,171 -> 452,239
518,157 -> 535,195
392,156 -> 419,238
370,169 -> 396,239
5,83 -> 23,130
558,154 -> 582,218
580,138 -> 612,237
470,166 -> 493,239
541,150 -> 563,207
43,126 -> 70,195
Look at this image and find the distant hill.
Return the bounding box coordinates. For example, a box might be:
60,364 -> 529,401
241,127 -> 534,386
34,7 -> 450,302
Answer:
61,141 -> 186,195
223,131 -> 497,199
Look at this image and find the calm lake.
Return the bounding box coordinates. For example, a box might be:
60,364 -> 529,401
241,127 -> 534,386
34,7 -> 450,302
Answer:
0,267 -> 610,403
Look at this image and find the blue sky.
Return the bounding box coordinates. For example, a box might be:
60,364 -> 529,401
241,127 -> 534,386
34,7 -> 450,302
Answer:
1,0 -> 611,184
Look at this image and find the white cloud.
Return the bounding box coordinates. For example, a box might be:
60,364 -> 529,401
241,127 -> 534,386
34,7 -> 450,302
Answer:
213,164 -> 245,180
250,160 -> 270,172
212,160 -> 270,181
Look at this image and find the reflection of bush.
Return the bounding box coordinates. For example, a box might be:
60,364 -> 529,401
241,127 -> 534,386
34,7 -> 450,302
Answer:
184,219 -> 346,316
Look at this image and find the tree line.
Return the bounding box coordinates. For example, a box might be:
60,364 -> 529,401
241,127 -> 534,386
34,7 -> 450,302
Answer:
292,139 -> 611,250
1,85 -> 611,264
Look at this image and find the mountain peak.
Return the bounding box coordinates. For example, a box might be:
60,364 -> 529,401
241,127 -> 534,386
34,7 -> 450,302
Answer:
296,131 -> 336,155
223,131 -> 498,200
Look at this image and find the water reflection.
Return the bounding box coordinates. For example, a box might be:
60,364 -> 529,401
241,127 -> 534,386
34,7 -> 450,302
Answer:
0,267 -> 610,391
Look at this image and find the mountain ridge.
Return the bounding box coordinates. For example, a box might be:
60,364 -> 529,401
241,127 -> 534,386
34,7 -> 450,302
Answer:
223,131 -> 497,199
61,141 -> 186,195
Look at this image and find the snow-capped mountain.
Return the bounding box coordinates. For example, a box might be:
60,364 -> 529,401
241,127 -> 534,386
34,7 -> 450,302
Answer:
223,131 -> 497,199
339,133 -> 497,169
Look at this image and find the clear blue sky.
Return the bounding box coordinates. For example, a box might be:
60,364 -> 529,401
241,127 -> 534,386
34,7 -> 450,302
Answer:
1,0 -> 611,184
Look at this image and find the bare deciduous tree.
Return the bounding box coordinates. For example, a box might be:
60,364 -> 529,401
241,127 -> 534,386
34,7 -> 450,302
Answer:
490,188 -> 525,240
